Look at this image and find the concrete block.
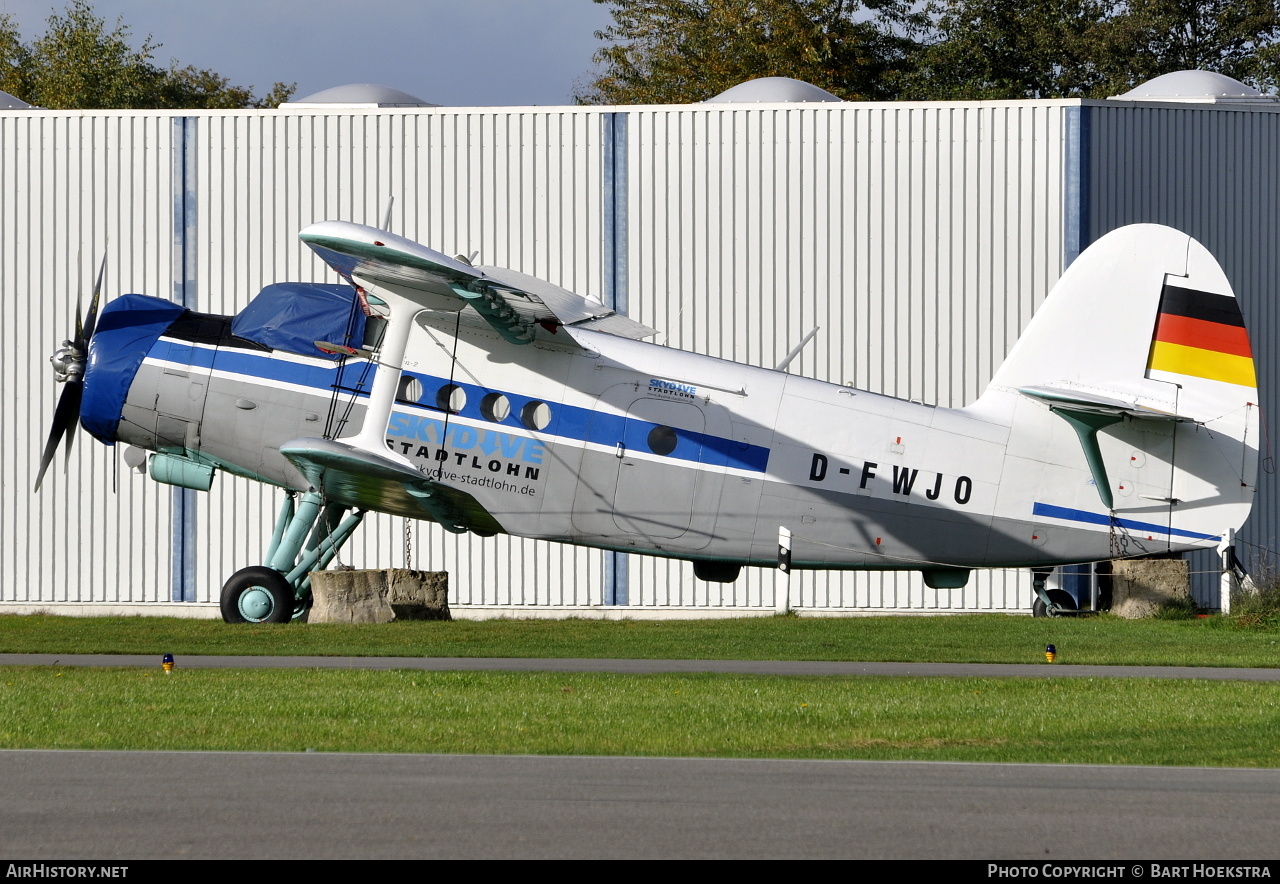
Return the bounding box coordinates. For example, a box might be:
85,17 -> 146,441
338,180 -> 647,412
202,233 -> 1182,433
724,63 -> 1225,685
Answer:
1109,559 -> 1189,619
309,569 -> 450,623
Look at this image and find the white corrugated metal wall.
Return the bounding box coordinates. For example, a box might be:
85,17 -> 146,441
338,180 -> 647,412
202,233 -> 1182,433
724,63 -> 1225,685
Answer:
1,113 -> 175,603
5,97 -> 1269,613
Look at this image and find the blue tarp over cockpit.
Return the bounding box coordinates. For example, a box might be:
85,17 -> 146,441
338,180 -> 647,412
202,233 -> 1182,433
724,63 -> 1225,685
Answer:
231,282 -> 366,360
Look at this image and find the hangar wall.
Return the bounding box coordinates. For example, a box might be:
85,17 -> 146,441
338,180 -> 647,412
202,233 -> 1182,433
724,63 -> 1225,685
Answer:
1,114 -> 176,604
1084,100 -> 1280,597
2,96 -> 1269,614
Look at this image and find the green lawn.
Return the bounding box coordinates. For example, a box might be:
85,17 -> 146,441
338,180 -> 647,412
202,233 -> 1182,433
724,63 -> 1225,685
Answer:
4,613 -> 1278,765
4,666 -> 1278,766
2,612 -> 1278,668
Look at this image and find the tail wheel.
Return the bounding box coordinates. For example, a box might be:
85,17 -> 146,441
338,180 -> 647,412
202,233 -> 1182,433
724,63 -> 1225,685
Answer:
1032,589 -> 1078,618
220,566 -> 294,624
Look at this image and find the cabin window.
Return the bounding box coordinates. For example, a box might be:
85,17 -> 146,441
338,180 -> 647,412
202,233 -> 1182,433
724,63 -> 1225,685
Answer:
647,425 -> 678,456
481,393 -> 511,422
436,383 -> 466,414
362,316 -> 387,349
521,400 -> 552,431
396,376 -> 424,404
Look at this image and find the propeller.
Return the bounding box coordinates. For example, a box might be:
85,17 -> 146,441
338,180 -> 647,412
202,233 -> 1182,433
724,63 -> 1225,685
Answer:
34,252 -> 107,492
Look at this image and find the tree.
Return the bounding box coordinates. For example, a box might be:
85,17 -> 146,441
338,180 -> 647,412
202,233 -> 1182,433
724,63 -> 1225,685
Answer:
582,0 -> 1280,104
904,1 -> 1114,100
1095,0 -> 1280,95
161,66 -> 297,111
576,0 -> 922,104
907,0 -> 1280,100
5,1 -> 294,109
0,13 -> 30,100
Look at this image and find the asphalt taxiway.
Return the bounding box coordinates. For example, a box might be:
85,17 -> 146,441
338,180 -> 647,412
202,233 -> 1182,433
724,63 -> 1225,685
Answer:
4,750 -> 1280,859
4,653 -> 1280,680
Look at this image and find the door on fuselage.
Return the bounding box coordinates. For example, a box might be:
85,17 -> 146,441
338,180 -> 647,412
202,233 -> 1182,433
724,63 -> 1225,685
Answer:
572,391 -> 720,548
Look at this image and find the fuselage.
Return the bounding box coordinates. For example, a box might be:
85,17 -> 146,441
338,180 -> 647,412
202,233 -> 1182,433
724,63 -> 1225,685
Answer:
102,301 -> 1236,576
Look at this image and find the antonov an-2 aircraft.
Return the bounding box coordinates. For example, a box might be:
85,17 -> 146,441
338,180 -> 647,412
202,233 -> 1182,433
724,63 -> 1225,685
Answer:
37,221 -> 1258,623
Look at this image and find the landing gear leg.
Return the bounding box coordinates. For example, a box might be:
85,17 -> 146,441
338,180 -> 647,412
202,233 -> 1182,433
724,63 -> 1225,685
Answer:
1030,567 -> 1078,618
219,490 -> 366,624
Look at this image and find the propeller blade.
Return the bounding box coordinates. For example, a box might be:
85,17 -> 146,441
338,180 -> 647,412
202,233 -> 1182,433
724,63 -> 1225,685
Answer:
36,248 -> 108,492
81,251 -> 108,345
33,381 -> 83,492
73,246 -> 84,343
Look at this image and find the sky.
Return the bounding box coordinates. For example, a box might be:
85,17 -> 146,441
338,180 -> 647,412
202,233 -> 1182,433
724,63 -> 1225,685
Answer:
0,0 -> 617,106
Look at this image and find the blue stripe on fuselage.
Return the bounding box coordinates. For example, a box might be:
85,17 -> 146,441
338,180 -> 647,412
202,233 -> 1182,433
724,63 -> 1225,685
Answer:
1031,501 -> 1220,542
150,339 -> 771,473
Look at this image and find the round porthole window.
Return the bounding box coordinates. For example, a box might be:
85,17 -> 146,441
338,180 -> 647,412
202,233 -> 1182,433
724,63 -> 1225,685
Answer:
480,392 -> 511,423
396,376 -> 424,404
521,400 -> 552,431
436,383 -> 466,414
647,425 -> 678,456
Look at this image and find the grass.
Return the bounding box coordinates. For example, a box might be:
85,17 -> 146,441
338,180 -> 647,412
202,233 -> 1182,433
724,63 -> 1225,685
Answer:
4,614 -> 1278,765
1232,579 -> 1280,630
2,612 -> 1280,668
3,666 -> 1279,766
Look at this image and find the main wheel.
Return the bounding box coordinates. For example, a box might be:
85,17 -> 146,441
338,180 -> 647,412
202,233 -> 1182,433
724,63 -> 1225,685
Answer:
220,566 -> 294,624
1032,589 -> 1078,618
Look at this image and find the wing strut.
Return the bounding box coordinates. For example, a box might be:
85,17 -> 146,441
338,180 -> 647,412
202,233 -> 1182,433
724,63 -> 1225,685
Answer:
1049,408 -> 1124,510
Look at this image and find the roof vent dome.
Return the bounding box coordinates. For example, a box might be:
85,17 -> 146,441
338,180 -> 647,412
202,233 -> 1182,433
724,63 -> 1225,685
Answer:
1111,70 -> 1278,104
0,89 -> 34,110
283,83 -> 439,108
704,77 -> 842,104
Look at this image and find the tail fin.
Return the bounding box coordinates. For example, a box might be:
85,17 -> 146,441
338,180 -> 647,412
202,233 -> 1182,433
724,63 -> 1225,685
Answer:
983,224 -> 1257,547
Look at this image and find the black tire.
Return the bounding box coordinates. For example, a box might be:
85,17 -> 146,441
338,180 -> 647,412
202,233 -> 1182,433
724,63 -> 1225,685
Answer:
1032,589 -> 1078,618
220,566 -> 294,624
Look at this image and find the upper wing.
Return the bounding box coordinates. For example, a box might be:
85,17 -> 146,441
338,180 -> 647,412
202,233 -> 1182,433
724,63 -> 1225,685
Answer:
299,220 -> 654,345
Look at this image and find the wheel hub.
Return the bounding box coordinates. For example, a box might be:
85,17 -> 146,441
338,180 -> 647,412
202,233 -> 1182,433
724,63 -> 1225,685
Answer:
238,587 -> 275,622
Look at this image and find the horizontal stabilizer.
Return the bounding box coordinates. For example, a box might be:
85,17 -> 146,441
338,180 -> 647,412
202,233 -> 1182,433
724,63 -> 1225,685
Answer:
1017,385 -> 1195,422
280,437 -> 504,536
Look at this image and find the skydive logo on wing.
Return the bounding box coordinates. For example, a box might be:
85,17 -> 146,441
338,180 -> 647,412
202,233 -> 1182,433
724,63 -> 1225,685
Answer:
649,378 -> 697,399
386,412 -> 544,484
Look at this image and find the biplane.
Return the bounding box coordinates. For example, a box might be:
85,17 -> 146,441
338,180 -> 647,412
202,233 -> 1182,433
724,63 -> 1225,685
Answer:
37,222 -> 1258,622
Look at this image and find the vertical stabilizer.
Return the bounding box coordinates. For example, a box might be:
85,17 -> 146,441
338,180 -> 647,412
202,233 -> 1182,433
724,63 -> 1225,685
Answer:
980,224 -> 1257,551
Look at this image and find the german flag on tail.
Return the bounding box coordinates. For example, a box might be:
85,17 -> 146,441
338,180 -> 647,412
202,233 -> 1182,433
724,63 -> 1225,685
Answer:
1146,283 -> 1255,388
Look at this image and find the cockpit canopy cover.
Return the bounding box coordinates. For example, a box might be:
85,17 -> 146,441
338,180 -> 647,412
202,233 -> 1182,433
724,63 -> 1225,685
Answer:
231,282 -> 367,360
